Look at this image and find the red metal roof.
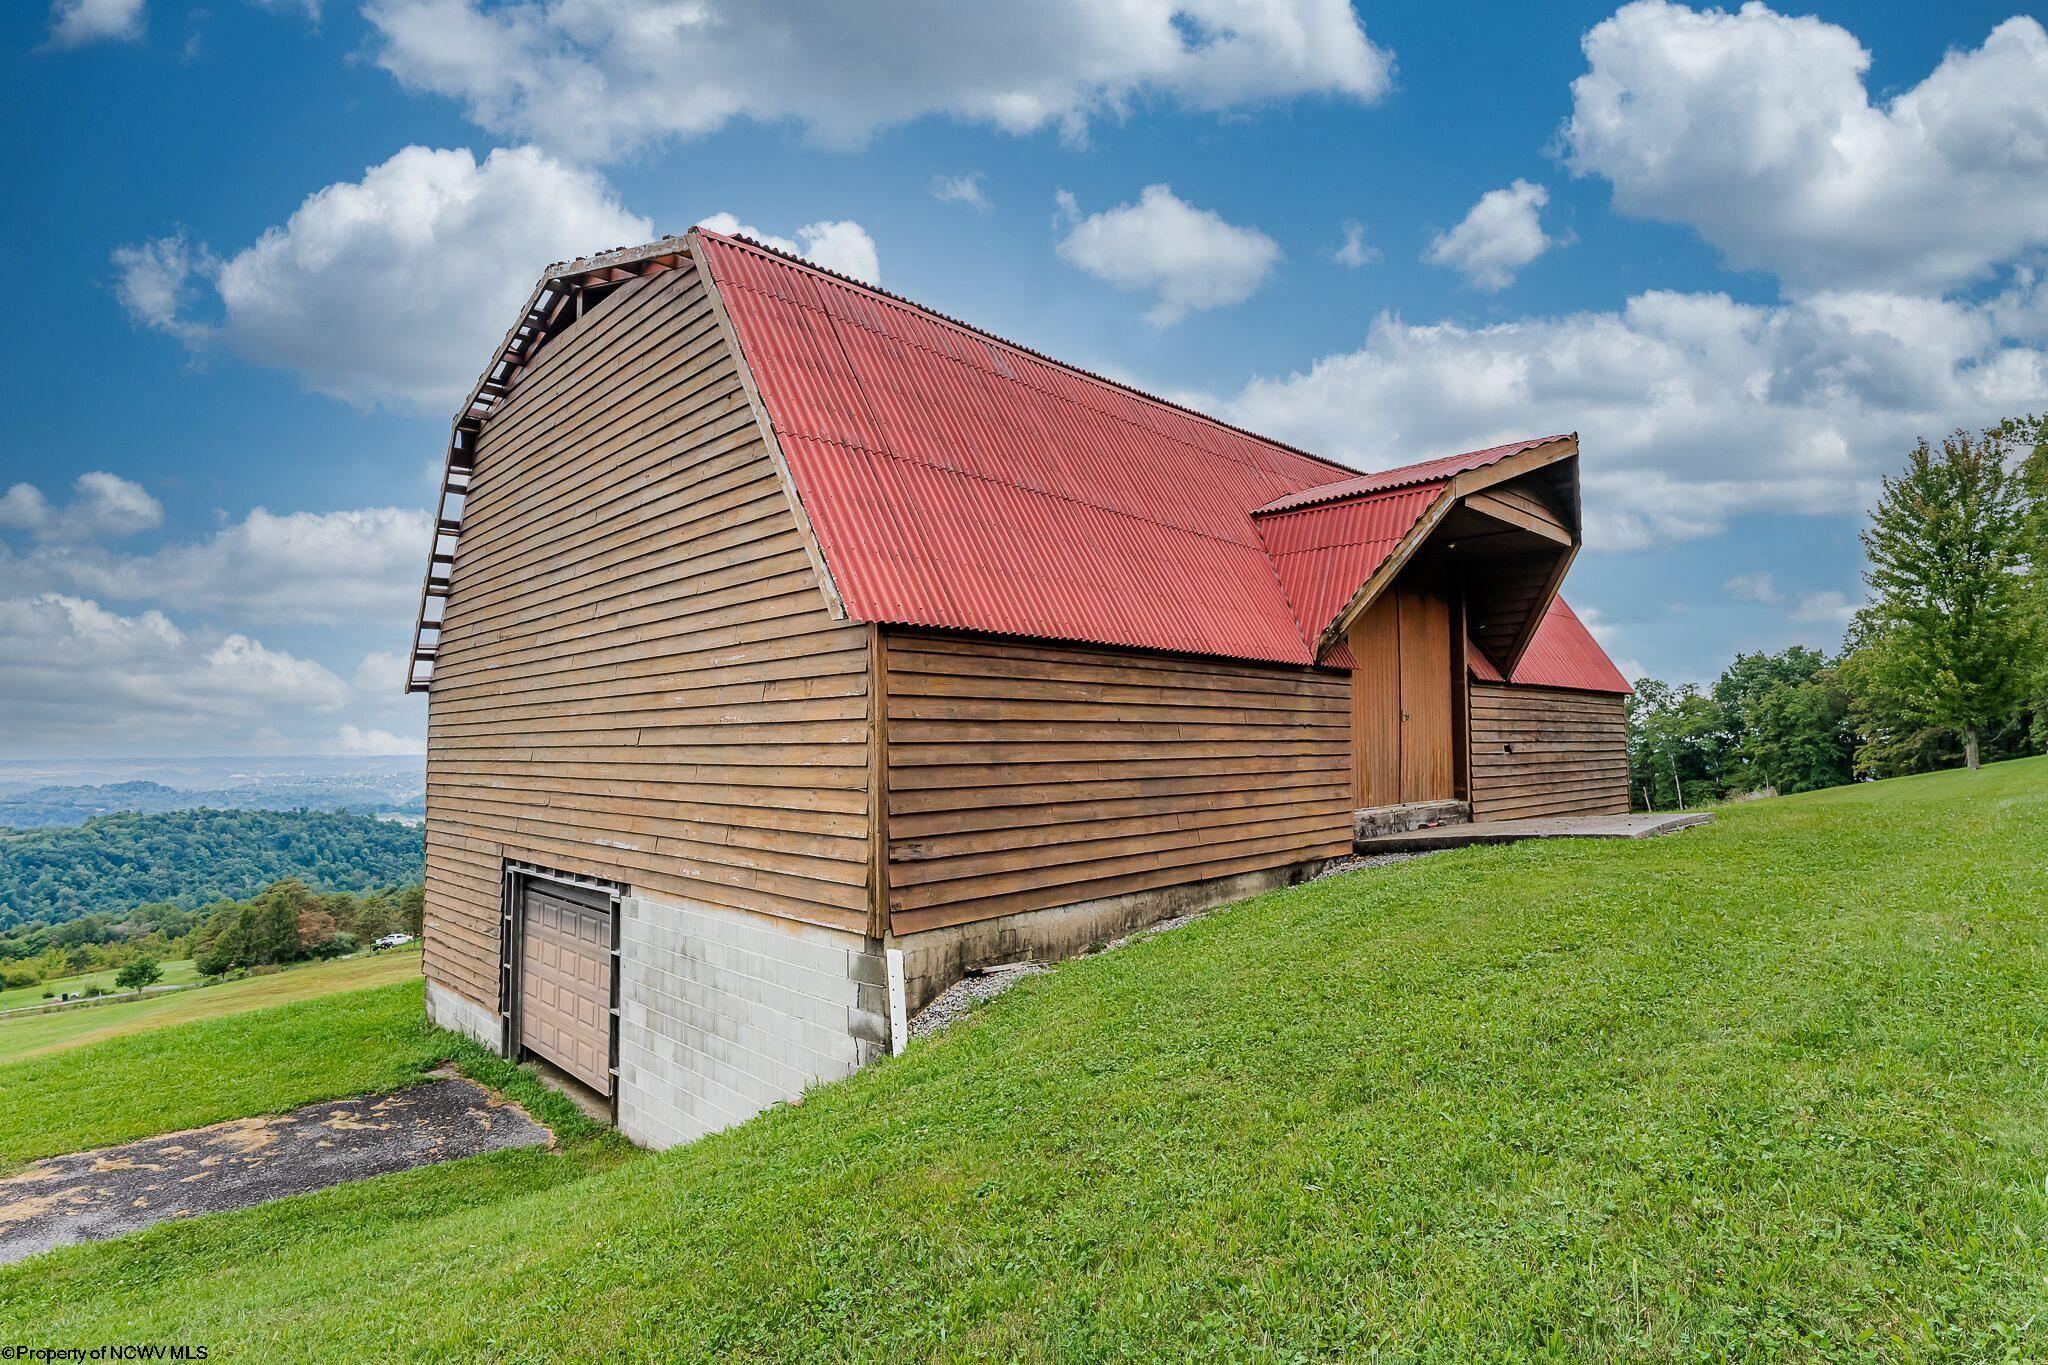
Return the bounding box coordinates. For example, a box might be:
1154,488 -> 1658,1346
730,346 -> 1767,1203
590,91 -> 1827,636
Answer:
1255,436 -> 1571,515
1256,483 -> 1445,644
699,229 -> 1360,664
1467,597 -> 1632,694
695,229 -> 1626,683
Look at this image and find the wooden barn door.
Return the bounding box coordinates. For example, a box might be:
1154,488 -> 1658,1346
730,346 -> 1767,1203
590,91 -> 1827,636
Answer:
1396,583 -> 1453,801
1350,572 -> 1456,808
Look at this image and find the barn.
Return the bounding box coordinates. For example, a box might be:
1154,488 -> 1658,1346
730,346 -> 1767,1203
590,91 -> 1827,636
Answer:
406,227 -> 1632,1148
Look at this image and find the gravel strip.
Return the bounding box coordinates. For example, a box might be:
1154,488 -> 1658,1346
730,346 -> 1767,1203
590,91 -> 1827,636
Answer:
906,851 -> 1437,1041
1309,850 -> 1430,879
908,962 -> 1050,1040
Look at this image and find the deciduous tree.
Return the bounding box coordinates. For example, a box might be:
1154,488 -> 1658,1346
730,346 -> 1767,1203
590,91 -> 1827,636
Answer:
1847,428 -> 2038,771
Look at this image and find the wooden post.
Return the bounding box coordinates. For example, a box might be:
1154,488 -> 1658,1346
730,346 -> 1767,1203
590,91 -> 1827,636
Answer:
866,625 -> 892,942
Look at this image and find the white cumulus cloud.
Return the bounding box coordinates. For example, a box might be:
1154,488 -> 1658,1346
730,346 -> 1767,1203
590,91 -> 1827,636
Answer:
0,472 -> 162,544
696,213 -> 880,284
47,0 -> 145,46
1723,572 -> 1780,604
931,173 -> 991,212
336,724 -> 426,755
113,145 -> 652,410
0,593 -> 350,755
1334,221 -> 1380,268
1055,185 -> 1281,326
1563,2 -> 2048,292
1789,590 -> 1856,625
364,0 -> 1392,161
6,502 -> 431,627
1223,279 -> 2048,552
1425,180 -> 1560,291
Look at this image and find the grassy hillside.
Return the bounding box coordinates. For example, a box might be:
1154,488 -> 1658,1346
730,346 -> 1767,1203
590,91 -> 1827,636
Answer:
0,978 -> 444,1168
4,758 -> 2045,1358
0,807 -> 425,928
0,957 -> 200,1011
0,946 -> 422,1065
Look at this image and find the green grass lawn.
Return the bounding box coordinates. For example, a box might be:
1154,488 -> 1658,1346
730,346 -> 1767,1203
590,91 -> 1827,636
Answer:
0,946 -> 422,1064
0,958 -> 201,1012
4,759 -> 2045,1359
0,978 -> 453,1167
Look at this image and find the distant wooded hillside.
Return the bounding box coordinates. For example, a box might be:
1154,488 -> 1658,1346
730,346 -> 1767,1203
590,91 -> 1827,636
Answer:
0,809 -> 426,930
0,779 -> 424,829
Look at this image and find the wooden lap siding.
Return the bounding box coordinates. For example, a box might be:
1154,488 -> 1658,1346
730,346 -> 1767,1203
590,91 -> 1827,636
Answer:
881,632 -> 1354,935
1467,682 -> 1629,821
423,261 -> 872,1009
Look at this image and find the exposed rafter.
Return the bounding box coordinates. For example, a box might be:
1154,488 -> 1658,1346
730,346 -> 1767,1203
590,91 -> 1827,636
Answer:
1313,435 -> 1580,660
405,239 -> 693,693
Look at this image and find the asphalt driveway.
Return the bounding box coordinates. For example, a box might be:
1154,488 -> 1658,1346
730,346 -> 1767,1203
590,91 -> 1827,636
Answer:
0,1076 -> 551,1263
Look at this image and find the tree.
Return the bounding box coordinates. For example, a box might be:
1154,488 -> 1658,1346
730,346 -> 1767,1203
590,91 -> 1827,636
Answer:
1712,647 -> 1852,792
295,904 -> 339,957
115,956 -> 163,992
1626,678 -> 1728,810
1741,666 -> 1855,793
396,885 -> 425,937
195,910 -> 257,976
251,881 -> 305,963
2007,414 -> 2048,747
1847,428 -> 2039,771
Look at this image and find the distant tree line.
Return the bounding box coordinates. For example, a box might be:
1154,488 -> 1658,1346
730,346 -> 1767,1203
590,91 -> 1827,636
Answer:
0,880 -> 424,992
189,879 -> 426,976
1629,417 -> 2047,808
0,808 -> 425,931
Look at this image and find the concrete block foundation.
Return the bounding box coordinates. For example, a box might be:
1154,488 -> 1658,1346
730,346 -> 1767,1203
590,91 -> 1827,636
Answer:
1352,799 -> 1471,843
425,980 -> 502,1052
616,893 -> 888,1150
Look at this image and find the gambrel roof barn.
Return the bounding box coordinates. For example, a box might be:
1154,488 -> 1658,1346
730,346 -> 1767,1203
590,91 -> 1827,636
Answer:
409,228 -> 1630,1147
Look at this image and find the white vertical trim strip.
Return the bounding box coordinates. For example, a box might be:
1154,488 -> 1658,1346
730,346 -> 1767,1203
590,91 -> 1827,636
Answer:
885,948 -> 908,1056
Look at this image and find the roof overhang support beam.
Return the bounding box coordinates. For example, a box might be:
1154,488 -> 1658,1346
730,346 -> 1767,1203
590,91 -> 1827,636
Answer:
1459,490 -> 1572,546
1315,434 -> 1580,660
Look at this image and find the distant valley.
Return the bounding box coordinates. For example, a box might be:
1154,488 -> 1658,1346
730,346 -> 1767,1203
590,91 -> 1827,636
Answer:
0,757 -> 427,931
0,756 -> 424,830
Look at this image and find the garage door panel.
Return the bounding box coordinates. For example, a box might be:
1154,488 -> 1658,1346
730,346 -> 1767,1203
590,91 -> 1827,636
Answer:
517,883 -> 613,1095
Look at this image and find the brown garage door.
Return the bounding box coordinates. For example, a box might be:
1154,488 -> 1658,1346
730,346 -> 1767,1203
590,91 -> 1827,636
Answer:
516,880 -> 613,1095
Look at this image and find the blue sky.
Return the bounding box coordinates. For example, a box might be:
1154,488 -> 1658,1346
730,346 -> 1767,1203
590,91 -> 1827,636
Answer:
2,0 -> 2043,757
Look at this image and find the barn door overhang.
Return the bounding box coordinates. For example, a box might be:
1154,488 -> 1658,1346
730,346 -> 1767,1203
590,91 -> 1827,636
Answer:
1317,438 -> 1581,677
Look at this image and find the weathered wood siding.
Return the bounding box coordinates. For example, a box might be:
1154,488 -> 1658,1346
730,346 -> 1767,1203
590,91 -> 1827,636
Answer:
882,632 -> 1353,934
423,261 -> 871,1011
1467,682 -> 1629,821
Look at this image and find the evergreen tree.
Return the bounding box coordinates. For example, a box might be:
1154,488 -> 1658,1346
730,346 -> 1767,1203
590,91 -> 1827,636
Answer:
1847,428 -> 2038,771
251,881 -> 307,962
196,908 -> 258,976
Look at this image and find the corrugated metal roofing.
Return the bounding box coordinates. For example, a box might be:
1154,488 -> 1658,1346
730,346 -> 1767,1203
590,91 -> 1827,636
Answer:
1255,436 -> 1570,515
700,228 -> 1360,665
695,228 -> 1624,682
1256,484 -> 1445,644
1467,597 -> 1632,695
